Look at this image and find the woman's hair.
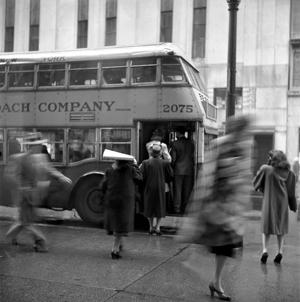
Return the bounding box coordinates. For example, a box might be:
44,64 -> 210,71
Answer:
270,150 -> 290,170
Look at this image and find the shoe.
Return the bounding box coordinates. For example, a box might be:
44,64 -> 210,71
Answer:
260,252 -> 268,264
209,282 -> 231,301
33,240 -> 48,253
111,251 -> 121,259
274,253 -> 282,264
149,229 -> 155,235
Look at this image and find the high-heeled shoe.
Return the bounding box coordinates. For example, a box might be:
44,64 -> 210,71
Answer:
209,282 -> 231,301
111,251 -> 121,259
260,252 -> 268,264
274,253 -> 282,264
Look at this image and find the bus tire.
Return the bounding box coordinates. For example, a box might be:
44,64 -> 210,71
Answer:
74,175 -> 104,225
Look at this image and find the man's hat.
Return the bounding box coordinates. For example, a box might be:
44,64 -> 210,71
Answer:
21,132 -> 48,145
103,149 -> 135,161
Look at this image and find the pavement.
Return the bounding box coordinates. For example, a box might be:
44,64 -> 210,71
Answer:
0,207 -> 299,301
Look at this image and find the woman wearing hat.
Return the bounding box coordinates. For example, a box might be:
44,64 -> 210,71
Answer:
140,144 -> 173,235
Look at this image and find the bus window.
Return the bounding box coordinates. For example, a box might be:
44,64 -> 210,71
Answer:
102,59 -> 127,85
7,129 -> 34,154
68,128 -> 95,163
37,129 -> 64,162
161,57 -> 186,83
183,60 -> 206,92
0,65 -> 5,88
69,61 -> 98,86
8,64 -> 34,88
99,128 -> 131,158
38,63 -> 66,87
131,57 -> 157,84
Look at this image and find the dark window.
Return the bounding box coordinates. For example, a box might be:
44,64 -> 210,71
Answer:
8,64 -> 35,88
160,0 -> 173,42
291,47 -> 300,88
38,63 -> 66,87
102,59 -> 126,85
105,0 -> 117,46
77,0 -> 89,48
29,0 -> 40,51
131,57 -> 157,84
5,0 -> 15,52
291,0 -> 300,39
192,0 -> 206,58
70,61 -> 98,86
161,57 -> 186,82
0,65 -> 5,88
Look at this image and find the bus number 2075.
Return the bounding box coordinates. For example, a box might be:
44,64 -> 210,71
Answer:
162,104 -> 193,113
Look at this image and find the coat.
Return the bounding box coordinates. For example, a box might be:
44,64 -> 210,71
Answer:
253,164 -> 296,235
170,137 -> 194,175
140,158 -> 173,218
101,163 -> 142,235
180,133 -> 252,247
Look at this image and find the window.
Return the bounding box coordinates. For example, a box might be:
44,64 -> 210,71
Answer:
213,87 -> 243,110
182,60 -> 205,90
99,128 -> 131,158
38,63 -> 66,87
131,57 -> 157,84
160,0 -> 173,42
161,57 -> 186,82
37,129 -> 64,162
5,0 -> 15,52
192,0 -> 206,58
0,65 -> 6,88
29,0 -> 40,51
68,128 -> 95,163
7,129 -> 34,154
8,64 -> 35,88
69,61 -> 98,86
290,1 -> 300,90
77,0 -> 89,48
101,59 -> 126,85
105,0 -> 117,46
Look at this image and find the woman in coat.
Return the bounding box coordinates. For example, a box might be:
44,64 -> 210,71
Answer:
253,150 -> 296,265
140,144 -> 173,235
101,159 -> 142,259
180,115 -> 252,301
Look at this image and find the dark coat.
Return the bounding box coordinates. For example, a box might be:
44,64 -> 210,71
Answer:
101,163 -> 142,235
253,164 -> 296,235
140,158 -> 173,218
170,137 -> 194,175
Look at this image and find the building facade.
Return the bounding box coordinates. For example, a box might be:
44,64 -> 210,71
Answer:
0,0 -> 298,170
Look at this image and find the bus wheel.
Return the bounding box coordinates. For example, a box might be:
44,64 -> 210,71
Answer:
74,175 -> 104,225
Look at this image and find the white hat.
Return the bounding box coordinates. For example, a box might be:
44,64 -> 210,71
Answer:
21,132 -> 48,145
103,149 -> 135,161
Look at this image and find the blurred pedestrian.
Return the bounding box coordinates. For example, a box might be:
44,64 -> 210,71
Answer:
178,115 -> 252,301
5,133 -> 72,252
170,127 -> 194,214
140,144 -> 173,235
100,156 -> 142,259
253,150 -> 297,265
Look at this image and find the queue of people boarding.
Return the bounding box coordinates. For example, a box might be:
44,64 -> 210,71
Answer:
4,115 -> 299,302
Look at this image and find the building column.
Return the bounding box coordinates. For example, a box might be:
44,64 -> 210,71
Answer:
39,0 -> 57,51
88,0 -> 105,48
14,0 -> 30,52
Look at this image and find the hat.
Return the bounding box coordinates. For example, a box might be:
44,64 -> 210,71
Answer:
103,149 -> 135,161
21,132 -> 48,145
150,144 -> 162,157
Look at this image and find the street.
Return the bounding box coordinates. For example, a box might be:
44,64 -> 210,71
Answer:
0,213 -> 299,302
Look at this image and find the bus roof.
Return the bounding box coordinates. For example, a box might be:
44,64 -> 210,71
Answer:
0,43 -> 197,68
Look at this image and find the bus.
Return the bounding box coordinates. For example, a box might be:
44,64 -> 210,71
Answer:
0,43 -> 218,224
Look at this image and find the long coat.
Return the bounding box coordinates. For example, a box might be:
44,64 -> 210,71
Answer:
140,158 -> 173,218
101,163 -> 142,235
180,133 -> 252,247
253,164 -> 296,235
